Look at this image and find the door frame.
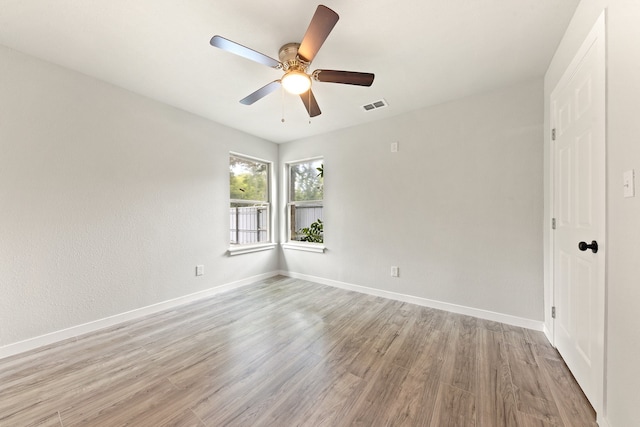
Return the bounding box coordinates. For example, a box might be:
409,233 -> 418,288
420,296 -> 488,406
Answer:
548,11 -> 606,418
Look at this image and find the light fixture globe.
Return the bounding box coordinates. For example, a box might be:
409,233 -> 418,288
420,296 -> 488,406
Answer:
281,70 -> 311,95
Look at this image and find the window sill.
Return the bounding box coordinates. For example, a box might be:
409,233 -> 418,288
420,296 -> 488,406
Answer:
228,243 -> 277,256
281,242 -> 326,253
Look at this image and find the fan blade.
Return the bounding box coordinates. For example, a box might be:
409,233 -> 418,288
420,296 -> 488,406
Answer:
240,80 -> 281,105
300,89 -> 321,117
314,70 -> 375,86
297,5 -> 339,63
210,35 -> 281,69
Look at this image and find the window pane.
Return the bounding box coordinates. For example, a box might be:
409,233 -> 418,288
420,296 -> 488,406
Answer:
230,203 -> 269,245
288,158 -> 323,243
230,156 -> 268,202
229,155 -> 270,246
290,159 -> 323,202
290,204 -> 323,242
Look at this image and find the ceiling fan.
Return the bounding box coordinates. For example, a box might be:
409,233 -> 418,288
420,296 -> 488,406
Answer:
210,5 -> 375,118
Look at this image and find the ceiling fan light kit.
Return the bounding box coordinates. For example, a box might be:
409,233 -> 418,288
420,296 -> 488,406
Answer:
281,71 -> 312,95
210,5 -> 375,118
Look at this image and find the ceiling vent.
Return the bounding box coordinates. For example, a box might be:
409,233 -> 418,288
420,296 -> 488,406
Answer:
362,99 -> 388,112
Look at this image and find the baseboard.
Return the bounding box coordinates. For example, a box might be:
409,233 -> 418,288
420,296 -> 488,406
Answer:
280,270 -> 544,331
1,269 -> 545,360
543,323 -> 553,344
597,415 -> 611,427
0,271 -> 280,360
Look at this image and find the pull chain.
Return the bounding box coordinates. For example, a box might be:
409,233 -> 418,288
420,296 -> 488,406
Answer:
308,89 -> 311,124
281,84 -> 285,123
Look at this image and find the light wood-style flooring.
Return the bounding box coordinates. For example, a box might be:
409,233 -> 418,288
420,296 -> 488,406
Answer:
0,276 -> 596,426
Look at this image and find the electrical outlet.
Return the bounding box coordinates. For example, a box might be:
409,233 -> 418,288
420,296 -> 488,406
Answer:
391,266 -> 399,277
196,265 -> 204,276
624,169 -> 635,198
390,142 -> 399,153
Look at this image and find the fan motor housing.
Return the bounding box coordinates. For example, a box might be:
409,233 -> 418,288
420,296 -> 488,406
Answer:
279,43 -> 308,72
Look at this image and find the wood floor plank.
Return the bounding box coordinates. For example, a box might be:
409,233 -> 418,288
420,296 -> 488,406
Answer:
58,359 -> 169,425
390,306 -> 437,370
342,300 -> 411,381
62,378 -> 180,426
387,329 -> 449,426
196,350 -> 322,426
1,410 -> 63,427
0,276 -> 596,427
476,329 -> 518,427
430,382 -> 476,427
538,356 -> 597,426
477,318 -> 504,332
506,343 -> 564,425
1,345 -> 156,426
343,361 -> 410,426
295,371 -> 365,427
516,411 -> 561,427
159,409 -> 206,427
502,323 -> 532,347
526,330 -> 564,362
439,314 -> 479,394
306,293 -> 380,357
359,300 -> 411,357
255,364 -> 365,427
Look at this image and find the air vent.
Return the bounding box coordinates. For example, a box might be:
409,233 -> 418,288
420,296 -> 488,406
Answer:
361,99 -> 388,112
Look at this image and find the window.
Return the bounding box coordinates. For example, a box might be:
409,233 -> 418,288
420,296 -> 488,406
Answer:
287,158 -> 323,244
229,154 -> 271,246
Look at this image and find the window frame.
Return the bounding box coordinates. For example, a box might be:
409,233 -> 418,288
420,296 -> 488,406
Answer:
228,152 -> 276,255
283,157 -> 325,253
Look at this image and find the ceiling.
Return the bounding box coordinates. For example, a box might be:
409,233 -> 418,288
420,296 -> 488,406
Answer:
0,0 -> 579,143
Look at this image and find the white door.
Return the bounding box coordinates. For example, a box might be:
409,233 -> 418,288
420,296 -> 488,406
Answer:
551,14 -> 605,414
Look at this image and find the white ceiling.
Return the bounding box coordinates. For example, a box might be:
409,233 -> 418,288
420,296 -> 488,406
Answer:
0,0 -> 579,143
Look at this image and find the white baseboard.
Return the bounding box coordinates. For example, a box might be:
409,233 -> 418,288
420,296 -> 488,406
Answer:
1,270 -> 546,360
0,271 -> 280,360
280,270 -> 544,331
543,323 -> 553,344
597,415 -> 611,427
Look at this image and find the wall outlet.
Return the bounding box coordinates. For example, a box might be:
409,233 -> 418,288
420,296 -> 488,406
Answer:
196,265 -> 204,276
391,266 -> 399,277
623,169 -> 635,198
391,142 -> 399,153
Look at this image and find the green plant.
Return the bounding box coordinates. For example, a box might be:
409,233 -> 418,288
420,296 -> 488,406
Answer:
299,219 -> 323,243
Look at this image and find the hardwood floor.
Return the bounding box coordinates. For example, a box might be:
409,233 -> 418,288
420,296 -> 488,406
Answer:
0,276 -> 596,426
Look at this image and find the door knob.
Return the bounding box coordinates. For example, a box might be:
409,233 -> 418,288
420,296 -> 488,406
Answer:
578,240 -> 598,253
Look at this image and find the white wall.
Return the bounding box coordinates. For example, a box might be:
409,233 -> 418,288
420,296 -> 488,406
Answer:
545,1 -> 640,425
279,79 -> 544,321
0,45 -> 279,348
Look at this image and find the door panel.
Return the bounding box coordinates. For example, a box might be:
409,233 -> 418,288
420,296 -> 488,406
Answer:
576,131 -> 593,227
558,146 -> 572,226
551,16 -> 605,413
